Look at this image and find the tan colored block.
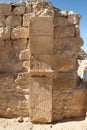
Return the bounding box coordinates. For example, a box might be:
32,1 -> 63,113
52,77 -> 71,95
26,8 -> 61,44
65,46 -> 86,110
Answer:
13,6 -> 25,15
30,36 -> 53,54
54,37 -> 83,53
0,16 -> 6,27
54,16 -> 68,26
6,15 -> 22,27
30,17 -> 53,36
12,39 -> 27,51
11,27 -> 29,39
29,77 -> 52,123
52,87 -> 86,122
0,3 -> 11,15
0,27 -> 10,39
53,72 -> 78,88
23,13 -> 33,26
19,49 -> 30,60
54,26 -> 75,38
30,53 -> 77,72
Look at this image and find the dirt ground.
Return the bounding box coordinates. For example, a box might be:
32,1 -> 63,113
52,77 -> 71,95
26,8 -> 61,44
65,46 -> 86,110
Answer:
0,116 -> 87,130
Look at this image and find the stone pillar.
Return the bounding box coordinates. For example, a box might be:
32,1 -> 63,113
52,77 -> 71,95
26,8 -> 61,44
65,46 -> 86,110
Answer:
29,8 -> 86,123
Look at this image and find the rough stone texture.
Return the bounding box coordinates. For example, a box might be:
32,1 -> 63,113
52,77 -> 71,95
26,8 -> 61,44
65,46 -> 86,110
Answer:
11,27 -> 29,39
0,1 -> 86,124
0,3 -> 11,15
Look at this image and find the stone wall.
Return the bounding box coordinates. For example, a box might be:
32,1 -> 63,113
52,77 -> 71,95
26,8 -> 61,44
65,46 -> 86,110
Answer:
0,1 -> 86,123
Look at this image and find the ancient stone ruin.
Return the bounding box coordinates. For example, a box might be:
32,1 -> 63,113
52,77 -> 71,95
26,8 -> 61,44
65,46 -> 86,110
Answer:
0,1 -> 86,123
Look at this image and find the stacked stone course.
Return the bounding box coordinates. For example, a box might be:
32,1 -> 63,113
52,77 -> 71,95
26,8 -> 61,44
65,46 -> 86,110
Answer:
0,1 -> 86,123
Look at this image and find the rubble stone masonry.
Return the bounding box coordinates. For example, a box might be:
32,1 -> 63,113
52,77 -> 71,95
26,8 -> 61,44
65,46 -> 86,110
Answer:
0,1 -> 86,123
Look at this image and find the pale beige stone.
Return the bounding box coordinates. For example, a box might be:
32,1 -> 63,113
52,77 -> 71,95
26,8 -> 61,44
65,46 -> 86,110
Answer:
29,77 -> 52,123
54,26 -> 75,38
0,16 -> 6,27
30,36 -> 53,54
23,13 -> 33,26
30,17 -> 53,36
19,49 -> 30,60
6,15 -> 22,27
11,27 -> 29,39
0,3 -> 11,15
0,27 -> 10,39
68,14 -> 81,25
13,6 -> 25,15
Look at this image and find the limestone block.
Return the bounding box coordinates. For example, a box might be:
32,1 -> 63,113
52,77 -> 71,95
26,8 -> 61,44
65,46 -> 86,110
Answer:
19,49 -> 30,60
11,27 -> 29,39
29,77 -> 52,123
54,16 -> 68,27
23,13 -> 34,26
12,39 -> 27,51
54,37 -> 83,52
68,14 -> 81,25
0,74 -> 14,84
6,15 -> 22,27
30,17 -> 53,36
30,53 -> 77,72
54,26 -> 75,38
13,6 -> 25,15
53,72 -> 78,88
0,3 -> 11,15
0,16 -> 6,27
75,25 -> 80,37
52,87 -> 86,122
0,27 -> 10,39
30,36 -> 53,54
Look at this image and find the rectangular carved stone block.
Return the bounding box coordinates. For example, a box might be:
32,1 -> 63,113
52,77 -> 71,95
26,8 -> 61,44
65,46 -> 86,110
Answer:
54,37 -> 83,52
52,87 -> 86,122
0,3 -> 11,15
11,27 -> 29,39
30,17 -> 53,36
29,77 -> 52,123
30,54 -> 77,72
53,72 -> 78,88
54,26 -> 75,38
30,36 -> 53,54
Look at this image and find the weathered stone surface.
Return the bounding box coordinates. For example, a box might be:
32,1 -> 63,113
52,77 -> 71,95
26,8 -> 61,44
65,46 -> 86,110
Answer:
25,2 -> 32,13
54,26 -> 75,38
54,37 -> 83,52
30,53 -> 77,72
23,60 -> 30,71
0,3 -> 11,15
54,16 -> 68,27
19,49 -> 30,60
68,14 -> 81,25
0,74 -> 14,84
53,72 -> 78,88
12,39 -> 27,51
6,15 -> 22,27
0,27 -> 10,39
23,13 -> 33,26
13,6 -> 25,15
29,77 -> 52,123
30,17 -> 53,36
11,27 -> 29,39
30,36 -> 53,54
0,16 -> 6,27
52,87 -> 86,122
